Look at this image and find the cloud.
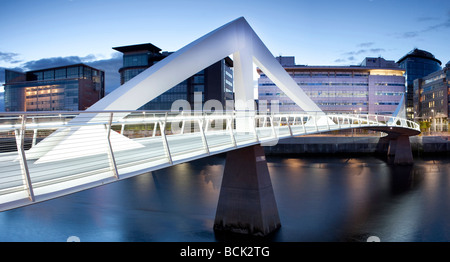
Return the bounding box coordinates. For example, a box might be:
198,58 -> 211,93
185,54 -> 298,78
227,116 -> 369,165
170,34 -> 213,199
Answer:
336,44 -> 386,64
369,48 -> 385,53
344,49 -> 367,56
399,31 -> 418,38
417,17 -> 440,22
357,42 -> 374,48
22,56 -> 84,71
396,12 -> 450,39
0,51 -> 21,64
334,58 -> 346,63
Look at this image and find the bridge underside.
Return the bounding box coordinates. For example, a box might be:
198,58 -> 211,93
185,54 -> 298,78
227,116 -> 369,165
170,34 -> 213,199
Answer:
363,126 -> 420,165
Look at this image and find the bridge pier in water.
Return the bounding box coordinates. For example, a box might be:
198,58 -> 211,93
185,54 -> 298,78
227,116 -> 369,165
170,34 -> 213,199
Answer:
388,135 -> 414,165
380,134 -> 414,165
214,144 -> 281,236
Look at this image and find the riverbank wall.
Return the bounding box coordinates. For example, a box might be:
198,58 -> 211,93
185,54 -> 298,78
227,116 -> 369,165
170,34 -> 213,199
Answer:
263,135 -> 450,156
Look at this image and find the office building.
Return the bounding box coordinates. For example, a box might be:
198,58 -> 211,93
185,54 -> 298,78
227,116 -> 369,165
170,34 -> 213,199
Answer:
258,56 -> 405,115
4,64 -> 105,112
113,43 -> 234,111
397,48 -> 442,119
413,61 -> 450,131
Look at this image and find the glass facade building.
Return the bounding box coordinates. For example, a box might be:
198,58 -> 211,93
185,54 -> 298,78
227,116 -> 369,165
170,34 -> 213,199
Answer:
413,61 -> 450,131
4,64 -> 105,112
113,43 -> 234,111
397,48 -> 442,119
258,56 -> 405,115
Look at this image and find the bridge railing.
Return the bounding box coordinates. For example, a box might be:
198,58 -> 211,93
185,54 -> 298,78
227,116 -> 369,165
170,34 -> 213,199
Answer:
0,110 -> 419,209
0,110 -> 420,152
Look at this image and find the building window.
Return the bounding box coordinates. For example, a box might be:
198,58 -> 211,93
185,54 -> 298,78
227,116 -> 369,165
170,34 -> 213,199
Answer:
67,67 -> 79,78
124,54 -> 148,67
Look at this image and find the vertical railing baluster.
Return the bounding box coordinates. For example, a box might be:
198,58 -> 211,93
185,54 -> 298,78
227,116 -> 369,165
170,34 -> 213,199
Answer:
314,112 -> 319,132
180,111 -> 186,135
252,115 -> 259,142
105,112 -> 119,179
160,113 -> 173,165
302,115 -> 306,134
227,116 -> 237,148
270,114 -> 277,139
205,118 -> 210,133
152,121 -> 158,137
15,115 -> 35,202
287,115 -> 293,137
198,117 -> 210,155
31,117 -> 37,147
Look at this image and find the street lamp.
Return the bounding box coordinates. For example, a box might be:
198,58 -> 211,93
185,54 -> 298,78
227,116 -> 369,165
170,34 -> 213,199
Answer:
431,109 -> 435,133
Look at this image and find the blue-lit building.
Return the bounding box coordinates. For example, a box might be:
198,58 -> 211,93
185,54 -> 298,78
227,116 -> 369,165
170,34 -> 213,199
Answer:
4,64 -> 105,112
113,43 -> 234,111
413,61 -> 450,131
397,48 -> 442,119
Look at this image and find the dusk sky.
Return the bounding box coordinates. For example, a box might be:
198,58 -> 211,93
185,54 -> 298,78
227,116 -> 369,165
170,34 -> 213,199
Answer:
1,0 -> 449,93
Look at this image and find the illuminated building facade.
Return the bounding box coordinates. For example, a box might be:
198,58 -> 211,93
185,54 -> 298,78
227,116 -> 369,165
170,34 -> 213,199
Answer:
4,64 -> 105,112
397,48 -> 442,119
413,61 -> 450,131
258,56 -> 405,115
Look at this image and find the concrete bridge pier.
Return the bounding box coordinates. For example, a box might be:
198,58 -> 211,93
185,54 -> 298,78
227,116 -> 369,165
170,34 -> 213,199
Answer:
388,135 -> 414,165
214,144 -> 281,236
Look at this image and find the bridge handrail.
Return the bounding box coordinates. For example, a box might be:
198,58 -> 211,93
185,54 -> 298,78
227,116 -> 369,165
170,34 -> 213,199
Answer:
0,110 -> 420,132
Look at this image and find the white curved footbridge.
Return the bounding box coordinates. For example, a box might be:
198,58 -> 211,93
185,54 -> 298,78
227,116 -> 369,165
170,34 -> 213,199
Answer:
0,17 -> 419,211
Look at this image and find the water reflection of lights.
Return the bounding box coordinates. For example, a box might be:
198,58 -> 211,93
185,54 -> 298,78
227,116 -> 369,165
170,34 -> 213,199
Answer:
0,155 -> 448,241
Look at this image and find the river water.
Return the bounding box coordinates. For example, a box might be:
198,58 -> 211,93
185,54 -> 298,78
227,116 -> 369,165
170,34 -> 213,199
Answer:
0,154 -> 449,242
